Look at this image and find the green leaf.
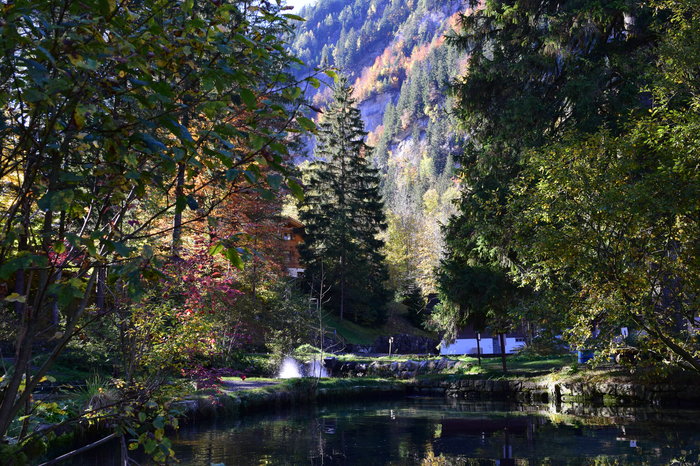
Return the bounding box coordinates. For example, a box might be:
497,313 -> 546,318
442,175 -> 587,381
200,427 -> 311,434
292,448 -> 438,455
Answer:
142,244 -> 154,260
48,279 -> 86,307
243,170 -> 258,184
208,243 -> 224,256
240,88 -> 257,110
137,134 -> 167,154
144,439 -> 157,454
175,195 -> 187,213
226,168 -> 240,181
73,106 -> 87,129
296,116 -> 316,132
282,14 -> 306,22
161,117 -> 194,145
108,240 -> 132,257
186,195 -> 198,210
224,247 -> 244,270
4,293 -> 26,303
37,190 -> 75,212
266,173 -> 283,190
324,69 -> 339,80
97,0 -> 116,16
153,416 -> 165,430
257,187 -> 275,201
249,134 -> 266,152
0,254 -> 49,280
287,179 -> 304,201
23,88 -> 47,103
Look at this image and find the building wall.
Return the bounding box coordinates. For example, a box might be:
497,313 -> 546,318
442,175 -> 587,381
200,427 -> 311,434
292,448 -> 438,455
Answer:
440,336 -> 526,355
492,337 -> 526,354
505,337 -> 526,353
440,338 -> 494,356
279,219 -> 305,277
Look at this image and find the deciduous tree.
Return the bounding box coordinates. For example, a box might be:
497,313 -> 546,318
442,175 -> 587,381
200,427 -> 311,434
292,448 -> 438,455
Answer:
0,0 -> 313,451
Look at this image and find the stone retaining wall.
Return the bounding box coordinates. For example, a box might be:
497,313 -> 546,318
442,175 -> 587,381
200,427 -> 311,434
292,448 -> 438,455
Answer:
324,357 -> 471,378
179,377 -> 700,425
323,357 -> 700,407
407,377 -> 700,407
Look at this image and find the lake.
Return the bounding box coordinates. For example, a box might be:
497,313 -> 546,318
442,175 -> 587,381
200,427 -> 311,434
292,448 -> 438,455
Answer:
64,397 -> 700,464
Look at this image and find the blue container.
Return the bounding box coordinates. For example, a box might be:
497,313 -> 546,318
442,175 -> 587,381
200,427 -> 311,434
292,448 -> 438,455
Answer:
577,350 -> 595,364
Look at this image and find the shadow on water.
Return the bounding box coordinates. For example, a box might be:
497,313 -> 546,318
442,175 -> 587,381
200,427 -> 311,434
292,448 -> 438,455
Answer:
58,397 -> 700,465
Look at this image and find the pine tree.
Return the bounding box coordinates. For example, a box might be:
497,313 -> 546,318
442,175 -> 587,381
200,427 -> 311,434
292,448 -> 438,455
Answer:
300,77 -> 390,325
401,282 -> 426,328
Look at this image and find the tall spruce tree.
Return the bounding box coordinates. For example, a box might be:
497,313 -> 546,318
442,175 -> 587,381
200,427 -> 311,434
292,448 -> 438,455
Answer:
300,77 -> 390,325
436,0 -> 700,373
436,0 -> 657,336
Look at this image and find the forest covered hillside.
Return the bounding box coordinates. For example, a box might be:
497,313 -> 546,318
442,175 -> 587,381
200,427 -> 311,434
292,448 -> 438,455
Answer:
292,0 -> 468,295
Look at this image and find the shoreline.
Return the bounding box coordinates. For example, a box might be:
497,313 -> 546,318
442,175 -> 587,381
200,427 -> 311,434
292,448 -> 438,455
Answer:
41,374 -> 700,463
182,374 -> 700,423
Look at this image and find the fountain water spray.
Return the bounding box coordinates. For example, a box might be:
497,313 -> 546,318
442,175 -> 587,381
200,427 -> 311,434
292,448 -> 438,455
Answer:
277,356 -> 329,378
307,359 -> 328,378
278,356 -> 303,378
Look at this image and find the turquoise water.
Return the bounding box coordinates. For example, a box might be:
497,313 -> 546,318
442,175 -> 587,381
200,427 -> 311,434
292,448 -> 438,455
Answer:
65,397 -> 700,464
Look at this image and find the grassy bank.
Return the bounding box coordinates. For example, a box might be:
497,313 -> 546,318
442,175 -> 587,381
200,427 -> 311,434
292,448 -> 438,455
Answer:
322,307 -> 435,345
327,353 -> 576,377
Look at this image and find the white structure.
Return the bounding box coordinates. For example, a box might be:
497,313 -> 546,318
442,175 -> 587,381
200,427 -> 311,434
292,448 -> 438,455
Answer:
500,336 -> 526,354
439,327 -> 526,356
440,337 -> 493,355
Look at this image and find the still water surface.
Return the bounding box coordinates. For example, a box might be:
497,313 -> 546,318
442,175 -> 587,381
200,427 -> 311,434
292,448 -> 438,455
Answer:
70,397 -> 700,464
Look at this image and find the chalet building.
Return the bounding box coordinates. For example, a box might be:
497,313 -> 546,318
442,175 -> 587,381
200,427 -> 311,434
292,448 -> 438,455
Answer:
279,218 -> 305,278
439,325 -> 526,356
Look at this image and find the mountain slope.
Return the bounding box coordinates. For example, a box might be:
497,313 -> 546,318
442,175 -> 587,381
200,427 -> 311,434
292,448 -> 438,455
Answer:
292,0 -> 467,295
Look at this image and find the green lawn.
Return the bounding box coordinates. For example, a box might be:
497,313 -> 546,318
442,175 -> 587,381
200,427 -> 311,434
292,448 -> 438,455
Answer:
304,352 -> 576,378
322,306 -> 435,346
469,354 -> 576,377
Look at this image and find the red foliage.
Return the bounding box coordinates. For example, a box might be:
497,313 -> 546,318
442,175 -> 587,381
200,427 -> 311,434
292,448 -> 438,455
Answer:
164,247 -> 244,316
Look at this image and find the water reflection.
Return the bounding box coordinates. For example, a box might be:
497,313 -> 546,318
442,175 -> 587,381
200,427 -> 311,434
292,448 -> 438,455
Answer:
59,398 -> 700,465
167,399 -> 700,465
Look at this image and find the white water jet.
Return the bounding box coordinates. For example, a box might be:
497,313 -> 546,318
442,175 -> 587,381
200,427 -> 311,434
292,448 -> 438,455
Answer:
277,356 -> 329,378
278,356 -> 302,378
307,359 -> 328,378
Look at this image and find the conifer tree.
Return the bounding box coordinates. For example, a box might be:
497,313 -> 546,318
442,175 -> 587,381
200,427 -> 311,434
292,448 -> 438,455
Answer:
300,77 -> 390,325
401,282 -> 426,328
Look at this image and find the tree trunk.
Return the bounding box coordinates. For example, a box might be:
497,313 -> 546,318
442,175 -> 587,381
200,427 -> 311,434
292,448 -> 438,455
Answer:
0,304 -> 34,437
339,257 -> 345,320
632,314 -> 700,373
476,333 -> 482,366
171,161 -> 185,257
0,274 -> 97,438
499,334 -> 507,374
96,266 -> 106,313
13,200 -> 30,317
